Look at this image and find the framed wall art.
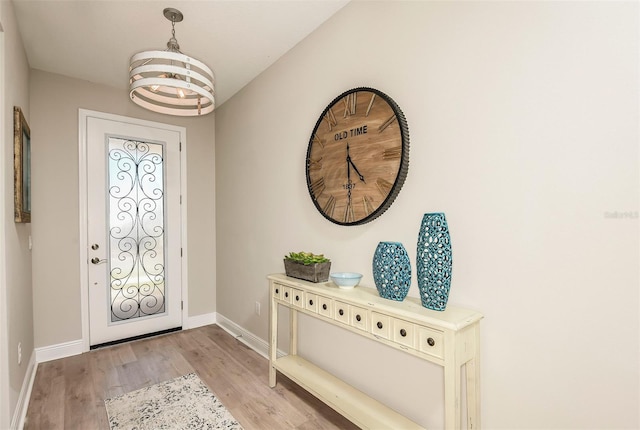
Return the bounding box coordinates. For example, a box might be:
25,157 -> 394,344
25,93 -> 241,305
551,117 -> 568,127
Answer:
14,106 -> 31,223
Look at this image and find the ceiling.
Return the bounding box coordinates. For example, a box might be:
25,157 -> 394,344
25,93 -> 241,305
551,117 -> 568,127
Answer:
12,0 -> 350,108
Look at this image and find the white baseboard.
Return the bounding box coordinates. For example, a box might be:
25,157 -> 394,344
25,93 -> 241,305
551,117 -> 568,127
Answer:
11,351 -> 36,430
216,314 -> 270,359
184,312 -> 217,330
35,339 -> 84,363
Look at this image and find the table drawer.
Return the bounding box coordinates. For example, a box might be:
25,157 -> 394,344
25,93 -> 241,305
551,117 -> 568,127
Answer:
350,305 -> 368,332
392,318 -> 415,348
305,293 -> 318,313
371,312 -> 392,340
417,326 -> 444,359
273,283 -> 283,300
334,301 -> 350,324
318,295 -> 332,318
292,288 -> 304,309
281,286 -> 293,304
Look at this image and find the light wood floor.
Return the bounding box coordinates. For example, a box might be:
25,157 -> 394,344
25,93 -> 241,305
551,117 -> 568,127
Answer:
24,324 -> 359,429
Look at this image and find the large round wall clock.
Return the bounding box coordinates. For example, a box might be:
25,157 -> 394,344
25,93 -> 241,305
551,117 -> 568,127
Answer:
306,87 -> 409,226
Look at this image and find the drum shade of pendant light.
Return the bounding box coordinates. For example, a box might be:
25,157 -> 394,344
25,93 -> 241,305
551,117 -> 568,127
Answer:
129,8 -> 215,116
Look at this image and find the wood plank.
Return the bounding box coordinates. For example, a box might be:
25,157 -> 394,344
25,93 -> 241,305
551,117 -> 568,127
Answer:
87,346 -> 122,429
24,360 -> 65,430
62,353 -> 101,429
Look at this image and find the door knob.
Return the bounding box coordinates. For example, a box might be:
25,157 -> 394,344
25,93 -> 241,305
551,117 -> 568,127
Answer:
91,243 -> 99,250
91,257 -> 107,264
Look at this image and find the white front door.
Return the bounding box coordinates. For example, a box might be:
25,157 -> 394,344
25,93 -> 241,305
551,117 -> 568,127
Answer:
82,111 -> 184,346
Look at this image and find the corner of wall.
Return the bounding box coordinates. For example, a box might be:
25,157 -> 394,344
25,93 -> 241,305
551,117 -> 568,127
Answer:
0,11 -> 10,430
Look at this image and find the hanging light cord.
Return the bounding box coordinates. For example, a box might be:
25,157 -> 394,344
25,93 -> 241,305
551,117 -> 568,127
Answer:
167,15 -> 181,53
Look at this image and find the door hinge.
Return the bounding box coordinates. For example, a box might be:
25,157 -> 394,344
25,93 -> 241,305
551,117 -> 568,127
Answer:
180,195 -> 182,204
181,301 -> 184,310
180,248 -> 183,257
179,141 -> 182,151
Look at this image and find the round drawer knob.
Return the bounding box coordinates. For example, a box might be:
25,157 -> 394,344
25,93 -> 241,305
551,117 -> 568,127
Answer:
285,292 -> 289,298
400,328 -> 407,337
275,288 -> 279,294
295,295 -> 300,301
322,304 -> 327,310
309,299 -> 314,306
356,314 -> 361,322
339,309 -> 344,316
377,321 -> 383,329
427,337 -> 435,347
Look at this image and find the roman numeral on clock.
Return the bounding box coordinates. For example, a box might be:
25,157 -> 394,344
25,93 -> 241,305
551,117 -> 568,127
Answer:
376,178 -> 393,196
308,156 -> 322,171
378,114 -> 397,133
383,147 -> 402,160
342,93 -> 357,117
312,133 -> 325,149
365,94 -> 376,117
310,177 -> 325,196
362,195 -> 374,216
323,195 -> 336,217
344,201 -> 354,223
324,109 -> 337,131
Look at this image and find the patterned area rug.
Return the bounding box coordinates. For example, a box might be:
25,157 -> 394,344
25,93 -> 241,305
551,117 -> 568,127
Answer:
105,373 -> 243,429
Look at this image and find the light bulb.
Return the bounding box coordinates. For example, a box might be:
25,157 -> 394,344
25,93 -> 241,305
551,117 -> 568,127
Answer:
150,74 -> 167,92
177,88 -> 186,98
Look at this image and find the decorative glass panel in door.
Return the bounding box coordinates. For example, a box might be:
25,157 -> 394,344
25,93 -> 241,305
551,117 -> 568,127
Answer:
108,137 -> 166,322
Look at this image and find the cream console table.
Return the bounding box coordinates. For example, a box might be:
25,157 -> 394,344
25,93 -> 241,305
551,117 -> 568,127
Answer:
268,273 -> 483,430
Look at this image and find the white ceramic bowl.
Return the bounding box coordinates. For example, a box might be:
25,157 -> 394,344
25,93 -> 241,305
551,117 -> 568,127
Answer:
330,272 -> 363,289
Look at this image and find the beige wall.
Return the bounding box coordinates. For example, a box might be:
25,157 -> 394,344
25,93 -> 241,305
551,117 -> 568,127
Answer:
0,0 -> 33,425
216,2 -> 639,428
30,70 -> 217,348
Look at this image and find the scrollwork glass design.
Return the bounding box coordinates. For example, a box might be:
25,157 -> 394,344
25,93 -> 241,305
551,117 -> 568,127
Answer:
108,137 -> 166,322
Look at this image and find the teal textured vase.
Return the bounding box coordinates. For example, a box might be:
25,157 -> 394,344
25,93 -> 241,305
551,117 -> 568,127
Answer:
416,213 -> 452,311
372,241 -> 411,301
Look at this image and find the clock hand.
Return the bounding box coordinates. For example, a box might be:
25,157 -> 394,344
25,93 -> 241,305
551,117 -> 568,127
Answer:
348,157 -> 366,183
346,141 -> 365,183
346,143 -> 352,205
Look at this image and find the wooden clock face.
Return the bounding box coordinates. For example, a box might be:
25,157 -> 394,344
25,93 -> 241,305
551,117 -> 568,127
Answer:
306,87 -> 409,226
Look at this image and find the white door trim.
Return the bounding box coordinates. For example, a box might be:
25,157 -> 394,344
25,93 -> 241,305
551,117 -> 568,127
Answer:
78,109 -> 188,351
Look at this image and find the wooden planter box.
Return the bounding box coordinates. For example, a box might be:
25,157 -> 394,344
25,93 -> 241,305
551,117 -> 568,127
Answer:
284,259 -> 331,283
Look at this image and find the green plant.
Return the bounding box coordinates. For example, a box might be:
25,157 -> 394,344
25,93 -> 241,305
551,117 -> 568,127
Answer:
284,251 -> 330,265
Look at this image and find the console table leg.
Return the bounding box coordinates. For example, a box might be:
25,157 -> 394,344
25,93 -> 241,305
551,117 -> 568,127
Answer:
444,364 -> 462,429
269,291 -> 278,388
269,363 -> 276,388
466,326 -> 481,429
290,308 -> 298,355
465,358 -> 480,429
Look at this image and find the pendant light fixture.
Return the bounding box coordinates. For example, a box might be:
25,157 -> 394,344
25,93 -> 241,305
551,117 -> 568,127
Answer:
129,8 -> 215,116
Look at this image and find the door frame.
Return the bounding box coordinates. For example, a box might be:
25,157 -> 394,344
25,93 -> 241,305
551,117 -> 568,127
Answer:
78,109 -> 188,352
0,28 -> 10,430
